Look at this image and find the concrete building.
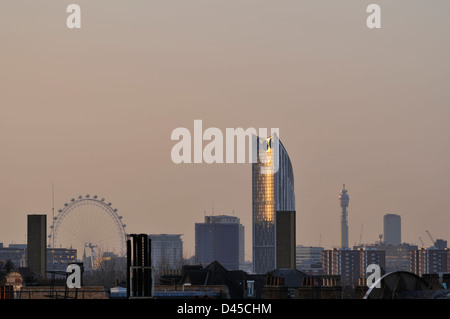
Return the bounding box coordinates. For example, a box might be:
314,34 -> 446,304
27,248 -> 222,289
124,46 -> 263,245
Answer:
358,247 -> 386,277
276,211 -> 296,269
27,214 -> 47,278
149,234 -> 183,270
195,215 -> 244,270
410,247 -> 450,276
322,248 -> 385,286
296,246 -> 324,275
0,244 -> 27,268
383,214 -> 401,246
252,135 -> 295,273
359,242 -> 417,273
47,248 -> 77,272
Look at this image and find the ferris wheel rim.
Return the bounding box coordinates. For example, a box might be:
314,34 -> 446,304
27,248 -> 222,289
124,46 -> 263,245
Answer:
48,194 -> 127,256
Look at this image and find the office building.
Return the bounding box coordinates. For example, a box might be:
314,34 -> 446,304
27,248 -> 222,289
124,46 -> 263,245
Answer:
359,242 -> 417,273
0,244 -> 27,268
322,248 -> 385,286
383,214 -> 401,246
27,214 -> 47,278
195,215 -> 244,270
47,248 -> 77,272
410,247 -> 450,276
252,135 -> 295,273
358,247 -> 386,277
149,234 -> 183,270
296,246 -> 324,275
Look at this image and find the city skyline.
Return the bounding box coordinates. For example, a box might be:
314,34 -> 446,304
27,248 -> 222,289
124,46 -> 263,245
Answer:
1,1 -> 450,261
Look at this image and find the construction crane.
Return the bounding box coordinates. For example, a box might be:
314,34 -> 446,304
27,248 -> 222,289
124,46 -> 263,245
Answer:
418,237 -> 424,247
426,230 -> 435,246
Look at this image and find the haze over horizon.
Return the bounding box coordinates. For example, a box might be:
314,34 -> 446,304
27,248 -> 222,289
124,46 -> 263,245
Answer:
1,1 -> 449,260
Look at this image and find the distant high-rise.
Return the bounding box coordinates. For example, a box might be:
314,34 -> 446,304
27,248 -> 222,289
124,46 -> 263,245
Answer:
27,214 -> 47,278
383,214 -> 401,246
322,247 -> 385,286
296,245 -> 324,275
339,185 -> 349,248
149,234 -> 183,270
195,215 -> 244,270
410,247 -> 450,276
252,135 -> 295,273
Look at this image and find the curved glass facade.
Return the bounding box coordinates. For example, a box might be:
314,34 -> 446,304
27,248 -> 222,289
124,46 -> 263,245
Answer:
252,135 -> 295,273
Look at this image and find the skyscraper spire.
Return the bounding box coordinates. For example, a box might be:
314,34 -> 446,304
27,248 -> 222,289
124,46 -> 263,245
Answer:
339,184 -> 350,248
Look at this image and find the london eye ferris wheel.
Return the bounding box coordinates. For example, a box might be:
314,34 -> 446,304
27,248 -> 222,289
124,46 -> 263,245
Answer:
48,194 -> 128,266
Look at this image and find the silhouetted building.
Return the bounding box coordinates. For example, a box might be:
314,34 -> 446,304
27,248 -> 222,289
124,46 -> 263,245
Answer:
47,248 -> 77,273
0,244 -> 27,268
322,248 -> 385,286
149,234 -> 183,270
195,215 -> 244,270
276,211 -> 296,269
383,214 -> 401,246
410,247 -> 450,276
434,239 -> 447,250
179,261 -> 265,299
358,247 -> 386,277
253,135 -> 295,273
27,214 -> 47,278
296,246 -> 324,275
361,242 -> 417,272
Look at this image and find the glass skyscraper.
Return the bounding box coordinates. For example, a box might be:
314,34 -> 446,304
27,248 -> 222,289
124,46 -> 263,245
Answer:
252,135 -> 295,274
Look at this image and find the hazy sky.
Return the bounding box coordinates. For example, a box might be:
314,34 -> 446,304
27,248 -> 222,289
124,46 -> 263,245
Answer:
1,1 -> 449,260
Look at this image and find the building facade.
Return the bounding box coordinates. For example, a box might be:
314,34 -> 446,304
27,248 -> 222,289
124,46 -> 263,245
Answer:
383,214 -> 401,246
149,234 -> 183,270
195,215 -> 244,270
322,248 -> 385,286
0,244 -> 27,268
27,214 -> 47,278
252,135 -> 295,274
410,247 -> 450,276
47,248 -> 77,272
296,246 -> 324,275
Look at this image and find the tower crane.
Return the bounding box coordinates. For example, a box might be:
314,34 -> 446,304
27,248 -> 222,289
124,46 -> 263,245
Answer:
418,237 -> 424,247
426,230 -> 435,246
